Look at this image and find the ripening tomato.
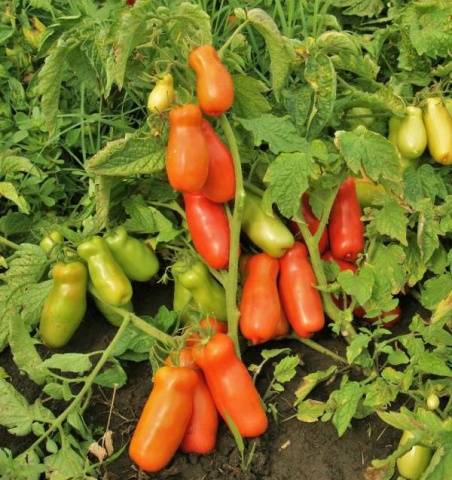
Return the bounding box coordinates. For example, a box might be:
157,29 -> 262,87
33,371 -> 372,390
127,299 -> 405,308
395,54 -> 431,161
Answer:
200,120 -> 235,202
239,253 -> 284,344
166,104 -> 209,192
279,242 -> 325,338
322,251 -> 356,273
329,177 -> 364,262
273,312 -> 290,338
193,333 -> 268,437
189,45 -> 234,116
129,366 -> 197,472
147,73 -> 174,114
183,193 -> 230,270
290,194 -> 328,253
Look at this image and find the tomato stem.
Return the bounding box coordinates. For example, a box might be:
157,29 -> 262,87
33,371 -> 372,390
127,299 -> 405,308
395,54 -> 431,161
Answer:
22,314 -> 132,456
221,115 -> 244,357
291,335 -> 348,365
0,235 -> 20,250
218,20 -> 250,59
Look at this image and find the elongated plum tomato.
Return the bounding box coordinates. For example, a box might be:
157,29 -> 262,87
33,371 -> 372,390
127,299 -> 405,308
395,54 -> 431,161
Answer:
240,253 -> 284,344
189,45 -> 234,116
423,97 -> 452,165
200,120 -> 235,202
396,431 -> 433,480
397,106 -> 427,160
279,242 -> 325,338
183,193 -> 230,270
165,349 -> 219,455
193,333 -> 268,437
166,104 -> 209,193
129,366 -> 197,472
328,177 -> 364,262
147,73 -> 174,114
290,193 -> 328,253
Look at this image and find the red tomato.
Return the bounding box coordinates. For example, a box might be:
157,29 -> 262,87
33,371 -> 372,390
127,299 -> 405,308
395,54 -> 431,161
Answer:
193,333 -> 268,437
186,317 -> 228,348
200,120 -> 235,202
322,251 -> 356,272
129,366 -> 197,472
328,178 -> 364,261
188,45 -> 234,116
239,253 -> 284,344
166,104 -> 209,193
273,312 -> 291,338
290,194 -> 328,253
279,242 -> 325,337
183,193 -> 230,270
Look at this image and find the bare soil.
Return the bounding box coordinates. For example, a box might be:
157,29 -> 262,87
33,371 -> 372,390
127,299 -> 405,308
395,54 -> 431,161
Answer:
0,282 -> 415,480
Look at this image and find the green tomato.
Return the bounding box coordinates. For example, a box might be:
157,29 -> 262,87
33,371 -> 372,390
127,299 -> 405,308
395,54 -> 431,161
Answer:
242,192 -> 294,258
397,106 -> 427,160
426,393 -> 440,411
173,260 -> 227,321
344,107 -> 375,130
397,431 -> 433,480
355,178 -> 386,208
40,230 -> 64,255
77,236 -> 132,307
388,116 -> 402,146
39,261 -> 87,348
105,226 -> 159,282
89,283 -> 133,327
445,98 -> 452,117
423,97 -> 452,165
173,278 -> 199,324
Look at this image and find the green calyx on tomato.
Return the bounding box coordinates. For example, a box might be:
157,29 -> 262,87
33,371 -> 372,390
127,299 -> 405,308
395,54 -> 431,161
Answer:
241,191 -> 294,258
39,261 -> 88,348
396,431 -> 433,480
104,226 -> 159,282
172,259 -> 227,321
77,236 -> 133,307
40,230 -> 64,255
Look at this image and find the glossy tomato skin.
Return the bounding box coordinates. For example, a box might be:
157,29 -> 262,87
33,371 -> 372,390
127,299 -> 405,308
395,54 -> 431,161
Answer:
40,230 -> 64,255
279,242 -> 325,338
397,106 -> 427,160
242,192 -> 294,258
89,283 -> 133,327
322,251 -> 356,273
396,431 -> 433,480
290,194 -> 328,253
105,226 -> 159,282
189,45 -> 234,116
193,333 -> 268,438
200,120 -> 235,202
273,312 -> 290,338
39,261 -> 87,348
423,97 -> 452,165
166,104 -> 209,193
183,193 -> 230,270
129,366 -> 198,473
77,236 -> 132,307
240,253 -> 283,344
173,260 -> 227,321
329,177 -> 364,262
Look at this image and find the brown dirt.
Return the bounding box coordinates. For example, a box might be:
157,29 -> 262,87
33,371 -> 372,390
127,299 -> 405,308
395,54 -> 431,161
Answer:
0,282 -> 416,480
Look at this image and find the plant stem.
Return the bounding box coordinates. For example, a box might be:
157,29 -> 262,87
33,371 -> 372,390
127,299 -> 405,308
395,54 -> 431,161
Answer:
218,20 -> 250,59
221,115 -> 244,356
23,315 -> 132,456
0,235 -> 19,250
290,335 -> 348,365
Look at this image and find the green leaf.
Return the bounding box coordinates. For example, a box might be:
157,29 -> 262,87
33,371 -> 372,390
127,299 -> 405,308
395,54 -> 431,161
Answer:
304,53 -> 337,138
0,379 -> 54,436
247,9 -> 295,99
0,182 -> 30,214
420,274 -> 452,311
263,151 -> 320,218
8,312 -> 49,385
404,165 -> 448,204
261,348 -> 291,361
0,244 -> 48,288
297,399 -> 327,423
94,363 -> 127,388
346,333 -> 372,364
338,267 -> 374,306
368,197 -> 409,245
43,353 -> 92,374
238,114 -> 308,154
42,383 -> 66,401
331,0 -> 384,17
44,446 -> 85,480
282,85 -> 312,135
87,132 -> 165,176
363,378 -> 397,409
329,380 -> 362,437
387,349 -> 409,366
38,35 -> 77,136
377,408 -> 419,432
233,75 -> 271,118
335,127 -> 401,183
420,445 -> 452,480
0,155 -> 42,177
416,352 -> 452,377
273,355 -> 299,384
294,366 -> 337,403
